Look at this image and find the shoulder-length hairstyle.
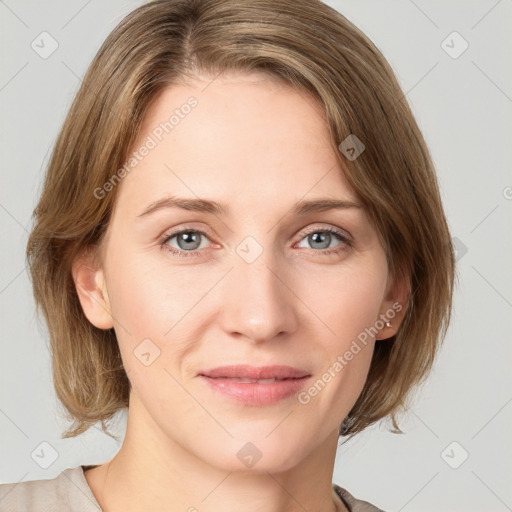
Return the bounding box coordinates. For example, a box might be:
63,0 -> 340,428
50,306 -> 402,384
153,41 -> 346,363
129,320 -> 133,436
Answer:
26,0 -> 455,441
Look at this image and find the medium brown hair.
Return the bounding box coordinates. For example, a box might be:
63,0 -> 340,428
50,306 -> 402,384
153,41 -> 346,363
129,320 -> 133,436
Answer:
26,0 -> 455,441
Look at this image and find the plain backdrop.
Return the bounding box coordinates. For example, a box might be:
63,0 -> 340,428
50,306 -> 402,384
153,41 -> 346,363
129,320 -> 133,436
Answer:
1,1 -> 511,511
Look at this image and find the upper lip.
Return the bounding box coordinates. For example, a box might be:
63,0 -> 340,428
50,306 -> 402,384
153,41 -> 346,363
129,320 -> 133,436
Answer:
199,365 -> 310,380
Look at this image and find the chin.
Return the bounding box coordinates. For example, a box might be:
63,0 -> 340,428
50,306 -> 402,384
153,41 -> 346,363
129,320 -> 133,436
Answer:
204,435 -> 308,474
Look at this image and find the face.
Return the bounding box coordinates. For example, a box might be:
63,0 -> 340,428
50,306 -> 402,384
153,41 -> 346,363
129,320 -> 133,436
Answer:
76,71 -> 402,473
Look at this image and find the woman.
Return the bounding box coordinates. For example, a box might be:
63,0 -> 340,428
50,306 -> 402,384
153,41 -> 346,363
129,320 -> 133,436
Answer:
0,0 -> 454,511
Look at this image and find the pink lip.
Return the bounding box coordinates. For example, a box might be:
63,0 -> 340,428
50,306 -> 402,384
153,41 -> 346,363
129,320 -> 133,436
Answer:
198,365 -> 311,406
199,364 -> 310,380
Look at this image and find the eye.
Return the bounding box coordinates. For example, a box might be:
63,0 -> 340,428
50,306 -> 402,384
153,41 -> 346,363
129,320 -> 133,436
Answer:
160,225 -> 352,258
295,226 -> 351,255
161,228 -> 211,257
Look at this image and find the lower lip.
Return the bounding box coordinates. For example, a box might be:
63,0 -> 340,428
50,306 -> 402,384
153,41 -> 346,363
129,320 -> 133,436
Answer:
198,376 -> 311,406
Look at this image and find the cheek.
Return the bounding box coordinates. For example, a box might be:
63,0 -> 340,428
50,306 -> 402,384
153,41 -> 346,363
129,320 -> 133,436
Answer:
104,249 -> 214,383
300,258 -> 387,346
294,259 -> 386,402
104,257 -> 190,398
108,271 -> 165,336
105,250 -> 192,336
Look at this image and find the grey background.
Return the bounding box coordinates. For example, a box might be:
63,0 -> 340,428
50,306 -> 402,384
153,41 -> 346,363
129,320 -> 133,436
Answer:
1,1 -> 511,511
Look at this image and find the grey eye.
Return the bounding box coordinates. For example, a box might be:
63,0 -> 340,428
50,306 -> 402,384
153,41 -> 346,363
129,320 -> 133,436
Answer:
307,232 -> 332,249
297,230 -> 344,250
165,231 -> 207,251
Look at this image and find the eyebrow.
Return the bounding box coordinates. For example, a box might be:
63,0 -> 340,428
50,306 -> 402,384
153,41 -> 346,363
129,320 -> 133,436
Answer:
137,195 -> 362,218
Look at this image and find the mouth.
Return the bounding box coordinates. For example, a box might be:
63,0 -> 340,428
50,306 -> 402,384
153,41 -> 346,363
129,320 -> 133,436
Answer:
197,365 -> 312,406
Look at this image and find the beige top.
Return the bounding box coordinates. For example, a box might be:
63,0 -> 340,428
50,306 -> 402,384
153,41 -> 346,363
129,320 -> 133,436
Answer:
0,465 -> 385,511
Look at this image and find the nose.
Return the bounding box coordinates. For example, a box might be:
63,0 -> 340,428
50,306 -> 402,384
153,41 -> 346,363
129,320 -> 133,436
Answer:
219,247 -> 298,344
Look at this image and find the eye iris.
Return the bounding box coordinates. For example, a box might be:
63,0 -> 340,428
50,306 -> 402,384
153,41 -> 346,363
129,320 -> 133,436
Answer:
177,231 -> 201,250
309,232 -> 331,249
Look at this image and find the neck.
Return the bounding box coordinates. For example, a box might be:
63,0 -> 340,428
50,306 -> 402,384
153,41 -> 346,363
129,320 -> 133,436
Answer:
86,391 -> 348,512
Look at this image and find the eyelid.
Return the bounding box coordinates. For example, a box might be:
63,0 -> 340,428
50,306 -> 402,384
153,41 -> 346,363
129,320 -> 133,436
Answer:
161,223 -> 214,240
298,224 -> 352,242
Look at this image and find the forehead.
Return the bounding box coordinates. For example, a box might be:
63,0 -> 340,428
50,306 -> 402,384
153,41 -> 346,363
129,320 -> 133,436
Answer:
117,71 -> 358,211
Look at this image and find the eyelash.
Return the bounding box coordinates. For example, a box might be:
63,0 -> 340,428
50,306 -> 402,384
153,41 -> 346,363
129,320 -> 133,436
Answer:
159,226 -> 352,258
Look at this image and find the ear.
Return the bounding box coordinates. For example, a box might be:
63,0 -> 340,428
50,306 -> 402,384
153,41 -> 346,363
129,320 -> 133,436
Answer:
375,269 -> 410,340
71,247 -> 114,330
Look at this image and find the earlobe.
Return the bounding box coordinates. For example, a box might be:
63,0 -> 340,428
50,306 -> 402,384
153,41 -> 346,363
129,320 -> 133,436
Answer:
71,248 -> 114,330
376,271 -> 410,340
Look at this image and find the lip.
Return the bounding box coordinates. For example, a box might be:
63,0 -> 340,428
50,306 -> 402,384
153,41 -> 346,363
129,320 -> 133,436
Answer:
198,364 -> 310,380
198,365 -> 311,406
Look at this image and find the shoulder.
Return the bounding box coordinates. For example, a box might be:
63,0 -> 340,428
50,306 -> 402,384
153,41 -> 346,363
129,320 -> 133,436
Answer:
0,466 -> 102,512
333,483 -> 387,512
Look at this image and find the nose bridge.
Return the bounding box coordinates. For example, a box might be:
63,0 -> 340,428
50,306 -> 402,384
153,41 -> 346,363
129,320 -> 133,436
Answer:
220,237 -> 297,342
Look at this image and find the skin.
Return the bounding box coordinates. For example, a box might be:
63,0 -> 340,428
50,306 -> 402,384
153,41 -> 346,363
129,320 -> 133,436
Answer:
73,71 -> 407,512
